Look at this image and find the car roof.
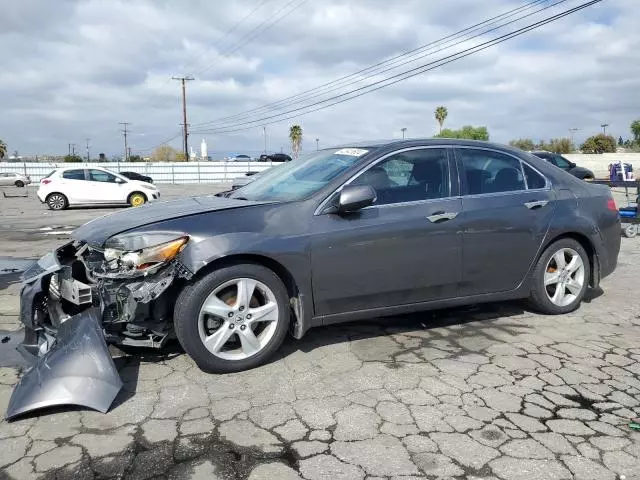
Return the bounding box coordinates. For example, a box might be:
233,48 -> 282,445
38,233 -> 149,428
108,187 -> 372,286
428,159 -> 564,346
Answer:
328,138 -> 525,152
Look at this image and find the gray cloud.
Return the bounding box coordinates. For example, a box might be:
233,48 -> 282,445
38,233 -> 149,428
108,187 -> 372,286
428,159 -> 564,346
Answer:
0,0 -> 638,157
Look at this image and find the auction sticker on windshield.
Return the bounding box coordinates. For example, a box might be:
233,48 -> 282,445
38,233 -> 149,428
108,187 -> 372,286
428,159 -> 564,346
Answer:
334,148 -> 369,157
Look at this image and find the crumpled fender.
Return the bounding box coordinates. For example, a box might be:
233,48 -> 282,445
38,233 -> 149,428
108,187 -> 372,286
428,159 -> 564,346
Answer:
5,308 -> 122,420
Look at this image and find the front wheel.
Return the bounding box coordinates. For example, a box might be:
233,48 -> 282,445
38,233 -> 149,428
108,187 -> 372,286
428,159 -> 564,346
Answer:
15,180 -> 24,187
174,264 -> 290,373
128,191 -> 147,207
528,238 -> 590,314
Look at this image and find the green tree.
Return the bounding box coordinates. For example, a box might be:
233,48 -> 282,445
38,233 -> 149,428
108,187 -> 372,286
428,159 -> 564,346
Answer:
580,134 -> 617,154
289,125 -> 303,159
435,125 -> 489,141
434,106 -> 448,134
618,136 -> 624,146
0,139 -> 6,159
151,145 -> 180,162
509,138 -> 535,151
64,154 -> 83,163
541,138 -> 574,154
630,119 -> 640,144
98,153 -> 106,161
128,154 -> 143,162
175,152 -> 187,162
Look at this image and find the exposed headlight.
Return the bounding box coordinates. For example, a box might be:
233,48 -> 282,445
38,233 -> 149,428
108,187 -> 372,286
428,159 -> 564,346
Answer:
104,233 -> 188,272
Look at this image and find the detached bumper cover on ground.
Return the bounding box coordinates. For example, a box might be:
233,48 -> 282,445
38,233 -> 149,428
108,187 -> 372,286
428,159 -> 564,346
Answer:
5,308 -> 122,420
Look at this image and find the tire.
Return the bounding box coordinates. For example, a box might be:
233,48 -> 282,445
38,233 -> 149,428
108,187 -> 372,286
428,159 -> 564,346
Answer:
174,264 -> 290,373
127,191 -> 147,207
528,238 -> 590,314
46,193 -> 68,210
623,224 -> 638,238
15,180 -> 24,187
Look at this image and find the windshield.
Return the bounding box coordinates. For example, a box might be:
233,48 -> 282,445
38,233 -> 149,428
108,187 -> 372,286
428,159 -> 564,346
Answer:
230,148 -> 373,202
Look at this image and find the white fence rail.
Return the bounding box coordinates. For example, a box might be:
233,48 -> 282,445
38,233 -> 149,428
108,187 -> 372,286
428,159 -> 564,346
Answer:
0,162 -> 276,184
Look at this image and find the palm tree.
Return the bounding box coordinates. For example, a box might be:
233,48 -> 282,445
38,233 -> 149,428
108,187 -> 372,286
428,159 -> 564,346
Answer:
434,106 -> 448,134
0,139 -> 6,160
289,125 -> 303,159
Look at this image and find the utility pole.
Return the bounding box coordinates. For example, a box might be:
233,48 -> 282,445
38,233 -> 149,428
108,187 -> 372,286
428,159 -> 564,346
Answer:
70,143 -> 77,156
128,147 -> 132,160
401,127 -> 407,139
316,138 -> 319,151
119,122 -> 130,163
568,128 -> 579,147
601,123 -> 609,135
172,76 -> 194,159
68,143 -> 71,156
85,138 -> 91,162
263,126 -> 267,154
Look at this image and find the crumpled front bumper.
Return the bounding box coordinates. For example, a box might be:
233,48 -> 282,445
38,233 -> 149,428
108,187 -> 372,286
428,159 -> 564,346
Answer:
5,251 -> 123,420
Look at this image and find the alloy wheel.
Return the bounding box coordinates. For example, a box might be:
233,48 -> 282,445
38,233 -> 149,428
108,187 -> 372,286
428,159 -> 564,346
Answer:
48,194 -> 66,210
197,277 -> 279,361
544,247 -> 585,307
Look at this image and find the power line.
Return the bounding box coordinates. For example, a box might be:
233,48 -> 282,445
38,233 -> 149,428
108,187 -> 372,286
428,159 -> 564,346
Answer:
190,0 -> 602,135
182,0 -> 275,77
193,0 -> 307,77
192,0 -> 551,129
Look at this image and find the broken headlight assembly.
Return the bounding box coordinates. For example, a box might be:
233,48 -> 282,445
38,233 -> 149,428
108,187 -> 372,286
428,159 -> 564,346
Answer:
103,233 -> 189,273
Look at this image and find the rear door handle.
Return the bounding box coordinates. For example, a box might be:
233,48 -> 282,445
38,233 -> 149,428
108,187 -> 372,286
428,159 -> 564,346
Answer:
427,211 -> 458,223
524,200 -> 549,210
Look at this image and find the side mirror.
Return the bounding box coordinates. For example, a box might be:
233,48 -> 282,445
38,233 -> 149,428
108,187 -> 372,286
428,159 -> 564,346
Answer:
569,162 -> 576,168
337,185 -> 376,213
115,177 -> 126,184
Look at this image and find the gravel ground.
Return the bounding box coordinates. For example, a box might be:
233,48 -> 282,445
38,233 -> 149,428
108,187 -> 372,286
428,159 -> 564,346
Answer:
0,183 -> 639,480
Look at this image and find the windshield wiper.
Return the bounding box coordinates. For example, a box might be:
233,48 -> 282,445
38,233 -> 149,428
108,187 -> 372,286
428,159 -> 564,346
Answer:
234,196 -> 248,200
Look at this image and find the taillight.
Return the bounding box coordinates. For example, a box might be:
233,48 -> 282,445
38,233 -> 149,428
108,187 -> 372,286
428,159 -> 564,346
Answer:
41,179 -> 51,185
607,198 -> 618,212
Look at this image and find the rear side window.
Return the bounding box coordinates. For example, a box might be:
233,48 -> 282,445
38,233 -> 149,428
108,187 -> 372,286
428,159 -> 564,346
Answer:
522,163 -> 546,189
62,169 -> 85,180
459,149 -> 525,195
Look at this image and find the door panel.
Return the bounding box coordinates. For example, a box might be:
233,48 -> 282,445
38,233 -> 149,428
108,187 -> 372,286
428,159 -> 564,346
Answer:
311,199 -> 463,315
455,147 -> 556,295
88,169 -> 123,202
310,147 -> 462,317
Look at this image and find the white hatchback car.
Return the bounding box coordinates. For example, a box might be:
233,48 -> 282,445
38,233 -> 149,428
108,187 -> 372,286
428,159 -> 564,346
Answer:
38,167 -> 160,210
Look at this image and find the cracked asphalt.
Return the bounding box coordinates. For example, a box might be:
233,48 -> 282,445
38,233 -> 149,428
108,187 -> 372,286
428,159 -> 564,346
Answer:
1,185 -> 640,479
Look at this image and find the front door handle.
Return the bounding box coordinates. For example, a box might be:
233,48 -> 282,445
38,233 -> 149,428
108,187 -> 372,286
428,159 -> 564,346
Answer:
427,211 -> 458,223
524,200 -> 549,210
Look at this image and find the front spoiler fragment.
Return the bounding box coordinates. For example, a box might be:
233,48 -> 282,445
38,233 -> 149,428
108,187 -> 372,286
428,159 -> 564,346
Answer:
5,308 -> 122,420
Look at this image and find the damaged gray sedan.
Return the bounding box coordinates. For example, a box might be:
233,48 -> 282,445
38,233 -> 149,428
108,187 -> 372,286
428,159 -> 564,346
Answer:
7,139 -> 621,418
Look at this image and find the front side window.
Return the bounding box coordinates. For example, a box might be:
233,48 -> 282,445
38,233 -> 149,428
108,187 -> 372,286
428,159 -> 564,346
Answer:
62,169 -> 85,180
89,169 -> 118,183
459,149 -> 525,195
352,148 -> 449,205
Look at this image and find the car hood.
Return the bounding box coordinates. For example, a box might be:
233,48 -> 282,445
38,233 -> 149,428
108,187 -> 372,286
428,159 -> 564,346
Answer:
72,195 -> 268,247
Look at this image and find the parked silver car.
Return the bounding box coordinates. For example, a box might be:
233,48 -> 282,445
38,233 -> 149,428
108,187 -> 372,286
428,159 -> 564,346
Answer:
0,172 -> 31,187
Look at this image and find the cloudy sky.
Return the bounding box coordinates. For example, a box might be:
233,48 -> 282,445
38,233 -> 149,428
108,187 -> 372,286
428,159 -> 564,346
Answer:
0,0 -> 638,158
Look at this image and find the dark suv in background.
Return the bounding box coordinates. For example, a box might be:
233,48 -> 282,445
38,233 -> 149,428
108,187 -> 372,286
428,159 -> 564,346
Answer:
258,153 -> 292,162
531,151 -> 595,180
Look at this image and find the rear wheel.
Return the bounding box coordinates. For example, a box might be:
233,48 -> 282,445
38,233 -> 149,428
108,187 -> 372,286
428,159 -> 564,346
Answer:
15,180 -> 24,187
46,193 -> 68,210
528,238 -> 589,314
174,264 -> 290,373
128,191 -> 147,207
623,224 -> 638,238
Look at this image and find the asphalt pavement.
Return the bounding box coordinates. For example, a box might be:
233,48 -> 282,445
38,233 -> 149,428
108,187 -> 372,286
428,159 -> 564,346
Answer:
1,183 -> 640,480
